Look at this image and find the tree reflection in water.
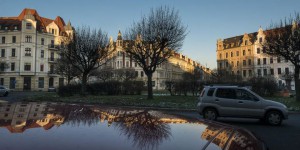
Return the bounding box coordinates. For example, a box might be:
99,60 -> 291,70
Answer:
113,110 -> 171,150
52,104 -> 99,127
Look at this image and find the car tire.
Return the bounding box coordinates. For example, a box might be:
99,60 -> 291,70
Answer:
203,108 -> 218,120
265,111 -> 282,126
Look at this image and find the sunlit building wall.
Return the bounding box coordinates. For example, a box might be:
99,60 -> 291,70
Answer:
217,27 -> 294,89
0,8 -> 73,91
102,31 -> 212,90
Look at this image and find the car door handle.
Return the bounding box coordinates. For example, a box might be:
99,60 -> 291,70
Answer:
238,101 -> 243,104
215,99 -> 219,102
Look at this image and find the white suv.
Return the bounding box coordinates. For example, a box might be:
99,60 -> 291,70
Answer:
197,85 -> 288,126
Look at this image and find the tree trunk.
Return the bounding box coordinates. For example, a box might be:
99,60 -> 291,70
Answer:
147,73 -> 153,99
294,66 -> 300,101
81,73 -> 88,95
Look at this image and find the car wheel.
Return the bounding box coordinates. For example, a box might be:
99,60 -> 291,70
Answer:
266,111 -> 282,126
4,92 -> 8,97
203,108 -> 218,120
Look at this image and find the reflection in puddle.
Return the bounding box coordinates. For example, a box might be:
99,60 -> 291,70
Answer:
0,102 -> 264,150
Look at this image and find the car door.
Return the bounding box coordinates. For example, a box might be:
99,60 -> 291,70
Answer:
234,88 -> 264,118
214,88 -> 238,116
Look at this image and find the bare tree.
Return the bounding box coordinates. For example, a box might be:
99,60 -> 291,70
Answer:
124,6 -> 187,99
62,26 -> 110,94
114,68 -> 137,81
55,57 -> 81,85
91,67 -> 114,82
263,13 -> 300,101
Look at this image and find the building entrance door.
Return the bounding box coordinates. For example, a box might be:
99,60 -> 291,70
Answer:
49,77 -> 54,87
23,77 -> 31,91
59,78 -> 64,87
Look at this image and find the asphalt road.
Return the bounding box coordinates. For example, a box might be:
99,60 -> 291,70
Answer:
179,111 -> 300,150
0,91 -> 37,102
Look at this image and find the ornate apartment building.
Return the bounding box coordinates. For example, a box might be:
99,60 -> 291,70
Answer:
217,27 -> 294,89
101,31 -> 211,90
0,8 -> 73,91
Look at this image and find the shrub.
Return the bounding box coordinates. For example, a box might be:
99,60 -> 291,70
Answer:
58,80 -> 145,97
249,77 -> 278,96
58,84 -> 81,97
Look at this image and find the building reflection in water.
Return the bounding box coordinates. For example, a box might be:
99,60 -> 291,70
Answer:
0,102 -> 64,133
200,122 -> 261,150
0,102 -> 261,150
0,102 -> 198,150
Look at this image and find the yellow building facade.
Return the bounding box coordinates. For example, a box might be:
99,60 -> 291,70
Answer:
217,28 -> 294,89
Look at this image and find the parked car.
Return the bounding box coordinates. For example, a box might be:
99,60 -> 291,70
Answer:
0,85 -> 9,97
197,85 -> 288,126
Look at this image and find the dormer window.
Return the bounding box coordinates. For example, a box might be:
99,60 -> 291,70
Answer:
26,23 -> 32,29
245,40 -> 248,45
259,37 -> 262,43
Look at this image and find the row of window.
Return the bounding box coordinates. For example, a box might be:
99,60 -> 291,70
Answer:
220,46 -> 269,60
1,36 -> 52,45
233,67 -> 290,77
220,57 -> 289,68
0,48 -> 53,58
221,49 -> 251,59
0,62 -> 53,72
0,23 -> 32,31
1,36 -> 17,44
0,77 -> 51,89
113,61 -> 138,68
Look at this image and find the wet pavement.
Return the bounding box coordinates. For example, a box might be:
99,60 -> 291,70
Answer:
0,102 -> 265,150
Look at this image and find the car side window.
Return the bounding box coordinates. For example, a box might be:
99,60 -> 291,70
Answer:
207,88 -> 215,96
236,89 -> 258,101
216,88 -> 236,99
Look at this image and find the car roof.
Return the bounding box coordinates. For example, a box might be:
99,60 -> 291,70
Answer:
205,85 -> 238,88
204,85 -> 251,89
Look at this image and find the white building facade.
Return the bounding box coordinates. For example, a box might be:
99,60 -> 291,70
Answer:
100,31 -> 211,90
0,8 -> 73,91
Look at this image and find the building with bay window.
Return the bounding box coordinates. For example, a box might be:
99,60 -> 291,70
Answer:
0,8 -> 73,91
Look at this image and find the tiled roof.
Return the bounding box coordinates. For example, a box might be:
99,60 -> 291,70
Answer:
0,18 -> 21,30
0,8 -> 69,34
223,32 -> 258,49
54,16 -> 66,34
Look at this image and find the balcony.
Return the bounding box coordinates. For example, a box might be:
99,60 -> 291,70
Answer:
48,58 -> 57,63
20,71 -> 35,76
48,44 -> 61,50
48,71 -> 57,76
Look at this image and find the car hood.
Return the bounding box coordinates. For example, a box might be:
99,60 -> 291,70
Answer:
264,99 -> 287,108
0,102 -> 266,150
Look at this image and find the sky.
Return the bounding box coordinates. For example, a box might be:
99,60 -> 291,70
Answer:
1,0 -> 299,69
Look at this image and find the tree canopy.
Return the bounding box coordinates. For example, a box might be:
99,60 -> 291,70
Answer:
124,6 -> 187,99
